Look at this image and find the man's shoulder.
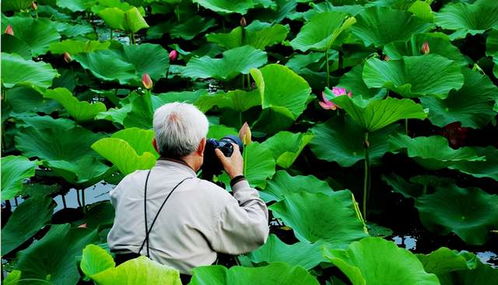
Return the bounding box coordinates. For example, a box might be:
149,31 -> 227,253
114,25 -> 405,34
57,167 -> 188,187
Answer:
193,178 -> 233,199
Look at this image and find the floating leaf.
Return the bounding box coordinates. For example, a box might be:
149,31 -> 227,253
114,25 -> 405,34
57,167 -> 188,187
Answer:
192,0 -> 255,14
270,191 -> 367,246
1,156 -> 38,200
80,244 -> 115,278
49,40 -> 111,55
261,131 -> 313,168
2,53 -> 59,89
190,263 -> 319,285
97,7 -> 149,33
415,185 -> 498,245
3,16 -> 60,56
362,55 -> 464,99
44,88 -> 107,121
1,197 -> 54,255
352,7 -> 432,47
184,45 -> 267,80
244,142 -> 276,188
261,170 -> 332,202
323,237 -> 440,285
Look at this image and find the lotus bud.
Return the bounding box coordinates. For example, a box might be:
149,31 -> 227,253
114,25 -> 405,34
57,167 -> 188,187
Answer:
383,55 -> 390,61
240,16 -> 247,27
63,52 -> 72,63
4,25 -> 14,36
239,122 -> 252,145
169,50 -> 178,61
319,92 -> 337,110
421,41 -> 430,54
142,73 -> 153,89
31,2 -> 38,10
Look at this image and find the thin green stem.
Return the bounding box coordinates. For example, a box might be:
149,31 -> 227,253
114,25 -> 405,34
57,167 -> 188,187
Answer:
362,132 -> 370,221
61,194 -> 67,209
130,33 -> 135,44
110,29 -> 113,40
325,49 -> 330,88
405,119 -> 408,135
81,189 -> 86,213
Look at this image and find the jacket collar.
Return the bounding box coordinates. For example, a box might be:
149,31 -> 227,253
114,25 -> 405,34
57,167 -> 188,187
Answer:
155,158 -> 197,177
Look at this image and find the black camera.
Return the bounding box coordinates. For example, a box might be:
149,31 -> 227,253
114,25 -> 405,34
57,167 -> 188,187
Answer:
202,135 -> 244,180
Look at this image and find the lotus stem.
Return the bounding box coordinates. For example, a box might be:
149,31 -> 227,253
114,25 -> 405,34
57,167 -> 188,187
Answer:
325,49 -> 330,88
76,189 -> 82,207
363,132 -> 370,221
110,29 -> 113,40
14,197 -> 18,207
338,49 -> 344,71
130,33 -> 135,44
405,119 -> 408,135
61,194 -> 67,209
81,189 -> 86,212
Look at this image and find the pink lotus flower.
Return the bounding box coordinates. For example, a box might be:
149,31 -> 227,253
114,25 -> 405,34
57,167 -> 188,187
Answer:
421,41 -> 430,54
142,73 -> 153,89
4,25 -> 14,36
319,87 -> 352,110
63,52 -> 72,63
169,50 -> 178,61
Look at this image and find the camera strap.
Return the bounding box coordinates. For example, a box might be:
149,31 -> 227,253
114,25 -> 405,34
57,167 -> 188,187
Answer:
138,169 -> 193,258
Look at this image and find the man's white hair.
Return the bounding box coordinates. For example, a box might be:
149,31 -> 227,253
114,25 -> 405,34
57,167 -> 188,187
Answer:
153,102 -> 209,158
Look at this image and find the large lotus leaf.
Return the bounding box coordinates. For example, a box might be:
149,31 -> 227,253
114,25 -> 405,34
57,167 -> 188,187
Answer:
3,17 -> 60,56
261,170 -> 332,203
2,53 -> 59,89
310,117 -> 400,167
44,88 -> 107,121
301,1 -> 365,20
449,146 -> 498,181
47,156 -> 112,186
437,258 -> 498,285
251,64 -> 311,120
487,29 -> 498,57
207,21 -> 289,50
1,197 -> 54,256
351,7 -> 432,47
49,40 -> 111,55
4,87 -> 59,115
15,224 -> 98,285
97,7 -> 149,33
192,0 -> 255,14
435,0 -> 498,39
1,0 -> 32,11
421,68 -> 498,128
244,142 -> 276,188
417,248 -> 477,276
2,34 -> 31,59
80,245 -> 115,278
381,173 -> 424,199
289,11 -> 356,52
54,22 -> 94,38
241,234 -> 326,270
1,156 -> 38,200
336,65 -> 387,100
111,128 -> 158,156
323,237 -> 440,285
190,262 -> 319,285
147,16 -> 216,41
196,89 -> 261,113
122,92 -> 154,129
92,138 -> 156,175
362,55 -> 464,99
332,96 -> 427,132
251,107 -> 297,135
261,131 -> 313,168
269,191 -> 368,246
3,270 -> 21,285
415,185 -> 498,245
384,33 -> 467,66
207,124 -> 238,140
389,134 -> 485,169
183,46 -> 267,80
56,0 -> 90,12
74,43 -> 169,85
153,90 -> 208,110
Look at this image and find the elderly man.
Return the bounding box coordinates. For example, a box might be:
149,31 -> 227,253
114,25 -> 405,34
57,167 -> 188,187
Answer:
107,102 -> 269,279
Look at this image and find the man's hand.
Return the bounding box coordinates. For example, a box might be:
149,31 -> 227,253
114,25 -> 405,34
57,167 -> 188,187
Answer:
215,143 -> 243,179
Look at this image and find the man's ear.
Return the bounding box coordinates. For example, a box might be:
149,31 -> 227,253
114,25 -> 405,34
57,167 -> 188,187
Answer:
152,138 -> 160,153
197,138 -> 206,157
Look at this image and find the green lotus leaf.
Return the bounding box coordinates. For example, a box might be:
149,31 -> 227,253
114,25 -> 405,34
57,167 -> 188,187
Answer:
153,90 -> 208,110
261,131 -> 313,168
21,183 -> 60,199
207,21 -> 289,50
97,7 -> 149,33
15,224 -> 98,285
381,173 -> 424,199
89,256 -> 182,285
323,237 -> 440,285
415,185 -> 498,245
192,0 -> 255,14
3,17 -> 60,56
302,2 -> 364,20
435,0 -> 498,40
56,0 -> 89,12
251,106 -> 297,135
261,170 -> 332,202
332,96 -> 427,132
3,87 -> 59,115
44,88 -> 107,121
190,262 -> 319,285
417,248 -> 477,275
408,0 -> 434,22
1,0 -> 32,11
448,146 -> 498,181
362,55 -> 464,99
245,142 -> 276,188
54,22 -> 95,38
90,0 -> 135,14
111,128 -> 158,156
241,234 -> 326,270
251,64 -> 311,120
352,7 -> 432,47
184,46 -> 267,80
2,34 -> 31,59
2,53 -> 59,89
3,270 -> 21,285
122,92 -> 154,129
270,191 -> 368,246
80,244 -> 115,278
49,40 -> 111,55
384,33 -> 467,66
91,138 -> 157,175
207,124 -> 238,140
487,29 -> 498,57
196,89 -> 260,113
47,156 -> 112,186
389,134 -> 485,170
1,156 -> 39,200
336,65 -> 387,100
437,258 -> 498,285
420,68 -> 498,128
1,196 -> 54,256
290,12 -> 356,52
147,16 -> 216,41
310,117 -> 400,167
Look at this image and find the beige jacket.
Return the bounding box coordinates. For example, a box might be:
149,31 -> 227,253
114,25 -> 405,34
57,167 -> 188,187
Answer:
107,159 -> 269,274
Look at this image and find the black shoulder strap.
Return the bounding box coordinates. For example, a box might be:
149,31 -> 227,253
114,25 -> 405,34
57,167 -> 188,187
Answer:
139,169 -> 192,257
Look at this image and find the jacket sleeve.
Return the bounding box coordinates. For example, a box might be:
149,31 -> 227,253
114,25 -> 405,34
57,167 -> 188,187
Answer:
209,179 -> 269,255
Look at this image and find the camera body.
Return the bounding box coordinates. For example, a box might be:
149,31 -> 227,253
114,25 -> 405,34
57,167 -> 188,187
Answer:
202,135 -> 244,180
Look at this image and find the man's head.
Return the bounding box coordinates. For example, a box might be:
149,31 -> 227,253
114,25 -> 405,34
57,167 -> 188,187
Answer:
152,102 -> 209,170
